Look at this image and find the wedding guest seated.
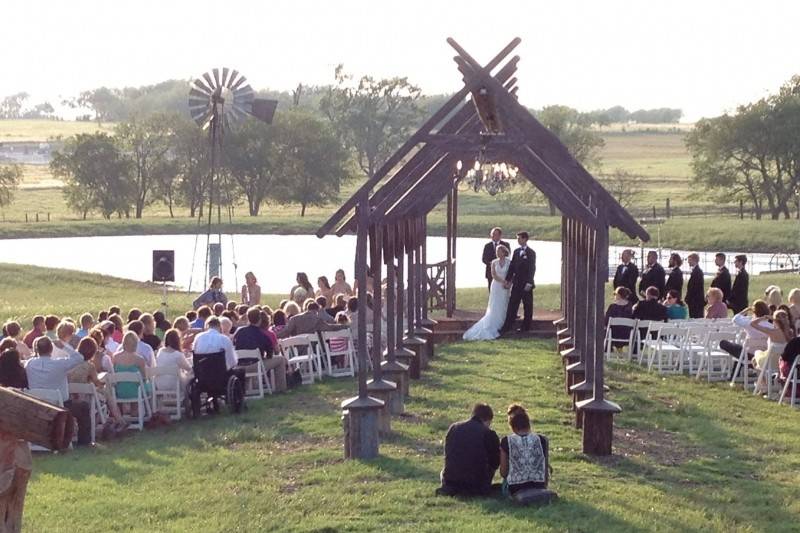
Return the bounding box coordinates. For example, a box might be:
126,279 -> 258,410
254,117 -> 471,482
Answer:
226,301 -> 237,312
766,286 -> 782,313
192,306 -> 213,329
191,317 -> 238,371
44,315 -> 60,340
126,320 -> 155,367
721,300 -> 772,378
258,311 -> 279,351
68,337 -> 126,431
185,310 -> 198,325
665,289 -> 688,320
0,348 -> 28,389
236,304 -> 249,318
787,288 -> 800,328
219,316 -> 234,338
276,302 -> 348,339
499,405 -> 550,497
108,314 -> 124,343
213,302 -> 226,317
291,272 -> 315,306
193,276 -> 228,310
316,276 -> 333,303
113,331 -> 151,405
633,286 -> 668,322
108,305 -> 121,317
2,321 -> 31,359
279,299 -> 289,310
330,269 -> 353,298
87,327 -> 114,372
604,287 -> 634,348
23,315 -> 45,348
233,307 -> 287,392
314,296 -> 334,324
328,294 -> 347,319
437,403 -> 500,497
140,313 -> 161,351
98,310 -> 109,322
52,320 -> 77,357
100,320 -> 120,355
171,316 -> 195,352
153,311 -> 171,340
76,313 -> 94,340
779,337 -> 800,397
127,308 -> 142,323
271,310 -> 287,336
327,313 -> 352,368
154,329 -> 193,391
750,310 -> 792,393
284,302 -> 301,319
705,288 -> 728,319
25,336 -> 92,445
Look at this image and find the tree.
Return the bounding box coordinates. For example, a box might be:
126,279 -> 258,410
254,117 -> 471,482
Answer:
223,118 -> 277,216
320,65 -> 423,178
50,133 -> 133,219
687,76 -> 800,220
0,164 -> 22,208
22,102 -> 55,119
599,169 -> 644,209
74,87 -> 124,123
272,110 -> 351,216
171,118 -> 210,218
115,113 -> 175,218
0,93 -> 29,119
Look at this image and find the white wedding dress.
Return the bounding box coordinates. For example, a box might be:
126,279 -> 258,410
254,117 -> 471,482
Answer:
463,258 -> 511,341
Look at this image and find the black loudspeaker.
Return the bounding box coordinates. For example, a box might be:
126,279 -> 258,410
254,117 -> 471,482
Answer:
152,250 -> 175,282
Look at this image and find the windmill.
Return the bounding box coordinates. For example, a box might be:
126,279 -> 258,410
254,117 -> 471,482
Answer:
187,68 -> 277,291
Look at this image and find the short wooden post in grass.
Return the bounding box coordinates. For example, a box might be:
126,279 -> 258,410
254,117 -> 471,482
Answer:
412,226 -> 433,370
570,225 -> 598,428
565,222 -> 587,397
366,224 -> 397,436
381,228 -> 409,414
0,387 -> 76,532
393,246 -> 414,396
419,217 -> 438,361
341,193 -> 384,459
577,221 -> 621,456
402,220 -> 426,380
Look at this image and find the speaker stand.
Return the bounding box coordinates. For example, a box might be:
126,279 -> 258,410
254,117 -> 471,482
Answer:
161,282 -> 168,314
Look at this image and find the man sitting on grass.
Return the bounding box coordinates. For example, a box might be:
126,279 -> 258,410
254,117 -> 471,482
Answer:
437,403 -> 500,497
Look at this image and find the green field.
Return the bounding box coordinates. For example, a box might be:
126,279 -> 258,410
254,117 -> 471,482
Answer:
1,120 -> 797,253
11,265 -> 798,531
0,119 -> 111,142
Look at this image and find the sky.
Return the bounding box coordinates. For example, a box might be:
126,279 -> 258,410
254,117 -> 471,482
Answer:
2,0 -> 799,122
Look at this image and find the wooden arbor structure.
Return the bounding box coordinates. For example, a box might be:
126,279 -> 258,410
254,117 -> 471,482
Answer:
317,37 -> 649,457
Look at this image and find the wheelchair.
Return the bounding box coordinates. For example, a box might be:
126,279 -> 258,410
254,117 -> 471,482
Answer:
186,350 -> 245,418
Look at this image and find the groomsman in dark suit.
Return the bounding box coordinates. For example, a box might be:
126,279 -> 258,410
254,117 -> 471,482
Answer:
728,254 -> 749,314
613,249 -> 639,301
638,250 -> 666,299
500,231 -> 536,333
710,252 -> 732,303
685,253 -> 705,318
664,253 -> 684,299
481,227 -> 510,291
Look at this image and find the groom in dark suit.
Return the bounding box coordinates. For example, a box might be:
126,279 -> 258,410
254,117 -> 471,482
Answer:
500,231 -> 536,333
481,227 -> 510,291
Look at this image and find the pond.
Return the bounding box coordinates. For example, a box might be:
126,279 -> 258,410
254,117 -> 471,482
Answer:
0,234 -> 785,294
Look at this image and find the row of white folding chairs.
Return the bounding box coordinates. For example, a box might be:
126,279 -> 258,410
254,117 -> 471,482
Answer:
235,349 -> 275,399
277,330 -> 359,385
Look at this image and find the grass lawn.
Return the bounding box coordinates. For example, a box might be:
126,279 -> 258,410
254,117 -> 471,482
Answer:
0,119 -> 112,142
2,263 -> 797,530
24,340 -> 800,531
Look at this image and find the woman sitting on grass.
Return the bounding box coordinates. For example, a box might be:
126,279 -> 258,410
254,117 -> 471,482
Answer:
499,404 -> 549,497
113,331 -> 151,403
665,289 -> 688,320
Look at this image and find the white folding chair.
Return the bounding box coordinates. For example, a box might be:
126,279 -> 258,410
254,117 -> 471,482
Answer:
778,355 -> 800,407
147,366 -> 184,420
320,329 -> 356,377
603,318 -> 637,362
753,353 -> 780,399
729,337 -> 757,391
696,331 -> 736,382
680,326 -> 711,374
235,349 -> 270,399
279,336 -> 315,385
647,326 -> 686,374
68,382 -> 104,444
109,371 -> 152,430
638,321 -> 666,366
27,388 -> 71,451
300,334 -> 325,380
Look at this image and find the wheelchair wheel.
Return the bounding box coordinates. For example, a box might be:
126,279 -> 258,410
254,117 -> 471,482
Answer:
187,381 -> 201,419
226,374 -> 245,414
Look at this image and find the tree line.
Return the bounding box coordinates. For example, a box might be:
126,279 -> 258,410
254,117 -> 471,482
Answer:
687,75 -> 800,220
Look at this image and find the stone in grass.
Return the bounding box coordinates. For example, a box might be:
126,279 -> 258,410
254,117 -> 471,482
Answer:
511,488 -> 558,506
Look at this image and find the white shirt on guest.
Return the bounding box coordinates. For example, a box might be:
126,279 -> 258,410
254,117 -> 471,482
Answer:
105,338 -> 120,355
732,313 -> 772,352
25,345 -> 83,400
192,328 -> 237,370
155,347 -> 193,390
137,340 -> 155,367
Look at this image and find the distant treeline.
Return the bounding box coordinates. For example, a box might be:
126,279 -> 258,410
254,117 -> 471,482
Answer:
586,105 -> 683,124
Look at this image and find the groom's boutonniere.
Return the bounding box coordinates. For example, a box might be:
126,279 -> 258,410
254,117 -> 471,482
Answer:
520,251 -> 527,259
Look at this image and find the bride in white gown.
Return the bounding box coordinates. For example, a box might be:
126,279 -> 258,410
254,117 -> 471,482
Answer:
463,244 -> 511,341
